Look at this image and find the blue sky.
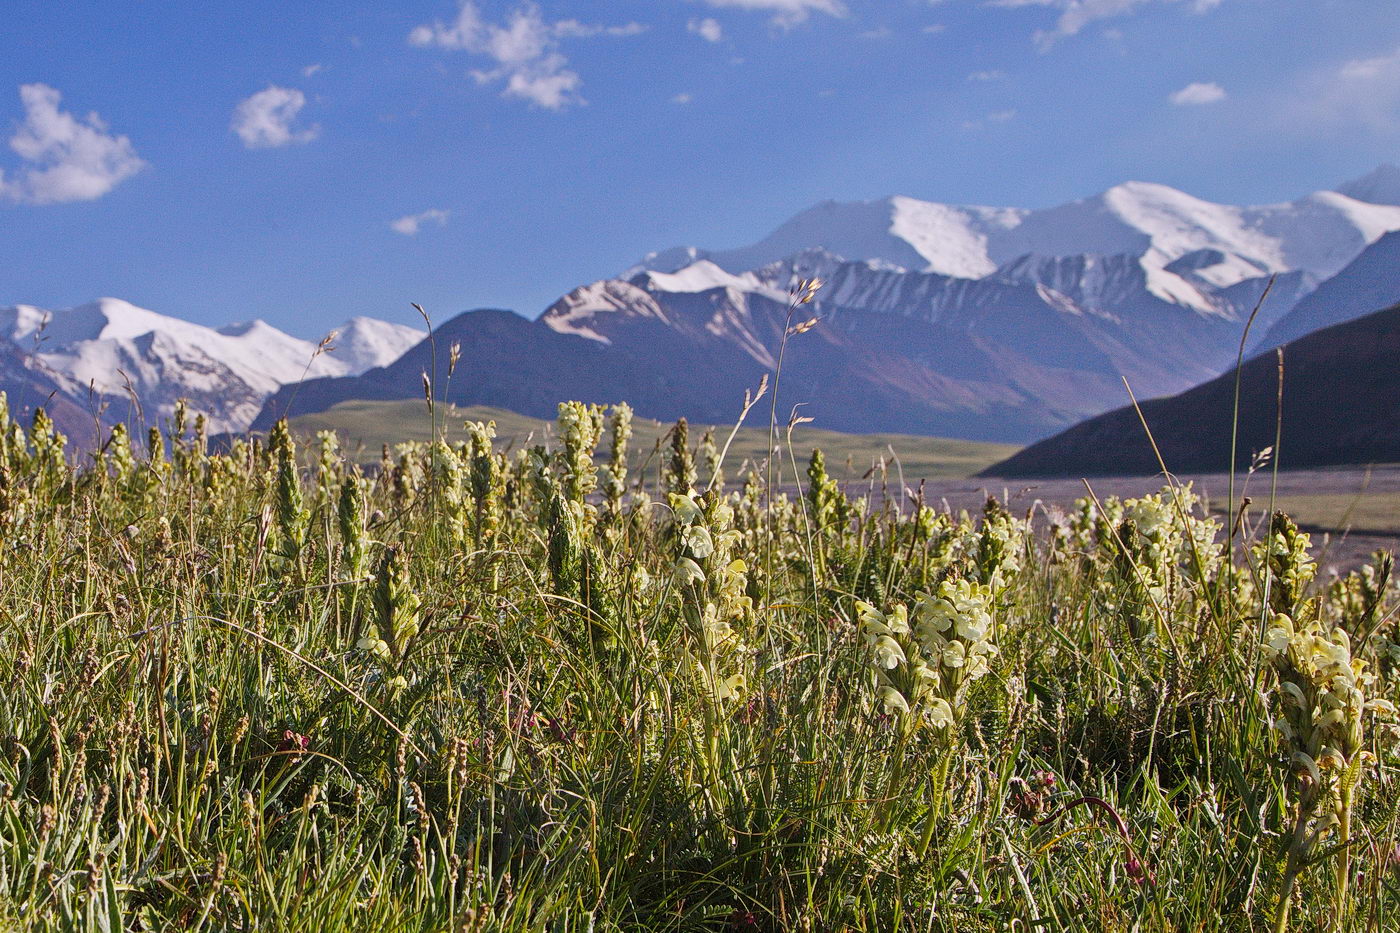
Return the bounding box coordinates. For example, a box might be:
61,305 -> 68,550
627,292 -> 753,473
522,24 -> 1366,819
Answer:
2,0 -> 1399,338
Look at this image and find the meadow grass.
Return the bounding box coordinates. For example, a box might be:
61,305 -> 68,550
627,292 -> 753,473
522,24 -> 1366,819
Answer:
286,399 -> 1020,483
0,394 -> 1398,932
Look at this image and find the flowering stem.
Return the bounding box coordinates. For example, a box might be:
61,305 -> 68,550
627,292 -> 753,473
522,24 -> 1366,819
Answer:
1334,785 -> 1352,933
877,723 -> 910,833
1273,801 -> 1310,933
916,750 -> 951,859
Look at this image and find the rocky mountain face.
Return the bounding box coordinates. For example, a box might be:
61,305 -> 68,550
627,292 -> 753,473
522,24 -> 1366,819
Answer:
982,302 -> 1400,477
0,342 -> 101,447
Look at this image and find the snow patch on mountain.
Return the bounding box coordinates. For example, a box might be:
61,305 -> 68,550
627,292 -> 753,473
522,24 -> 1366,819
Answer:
638,260 -> 783,300
541,281 -> 672,345
886,197 -> 1024,278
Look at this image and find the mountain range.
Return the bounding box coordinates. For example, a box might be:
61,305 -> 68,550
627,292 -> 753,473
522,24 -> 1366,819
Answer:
0,298 -> 423,438
253,173 -> 1400,441
4,167 -> 1400,450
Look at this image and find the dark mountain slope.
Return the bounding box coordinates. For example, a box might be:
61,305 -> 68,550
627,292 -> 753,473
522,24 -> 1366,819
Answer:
982,303 -> 1400,477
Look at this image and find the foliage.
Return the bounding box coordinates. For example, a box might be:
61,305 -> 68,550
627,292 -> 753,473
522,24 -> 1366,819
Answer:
0,393 -> 1398,932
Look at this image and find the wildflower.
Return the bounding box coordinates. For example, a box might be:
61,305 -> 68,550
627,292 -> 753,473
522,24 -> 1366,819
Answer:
877,686 -> 909,714
1125,856 -> 1154,886
925,697 -> 954,730
277,730 -> 310,763
1265,596 -> 1392,929
669,491 -> 703,526
858,580 -> 995,736
871,635 -> 906,670
682,524 -> 714,560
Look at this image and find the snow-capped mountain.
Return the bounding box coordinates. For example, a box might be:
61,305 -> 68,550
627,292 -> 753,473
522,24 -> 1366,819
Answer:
13,167 -> 1400,448
253,247 -> 1293,442
0,298 -> 424,434
631,180 -> 1400,316
330,316 -> 430,373
253,167 -> 1400,445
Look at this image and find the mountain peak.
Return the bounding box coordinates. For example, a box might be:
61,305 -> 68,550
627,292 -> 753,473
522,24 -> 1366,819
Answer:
328,317 -> 427,372
217,319 -> 273,338
1335,163 -> 1400,206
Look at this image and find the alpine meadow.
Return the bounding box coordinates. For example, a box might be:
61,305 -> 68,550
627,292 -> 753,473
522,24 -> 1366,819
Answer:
3,273 -> 1400,930
6,1 -> 1400,930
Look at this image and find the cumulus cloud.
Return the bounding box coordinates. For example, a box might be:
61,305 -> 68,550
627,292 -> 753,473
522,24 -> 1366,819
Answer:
409,2 -> 644,110
1170,81 -> 1226,105
700,0 -> 847,29
989,0 -> 1222,50
688,17 -> 724,42
0,83 -> 145,205
391,208 -> 451,236
231,86 -> 319,149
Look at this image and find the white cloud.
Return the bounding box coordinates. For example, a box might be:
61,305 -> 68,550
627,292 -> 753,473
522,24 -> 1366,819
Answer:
989,0 -> 1223,50
1341,46 -> 1400,81
1281,45 -> 1400,136
302,63 -> 324,78
0,83 -> 145,205
922,23 -> 947,34
700,0 -> 847,29
391,208 -> 451,236
553,20 -> 647,38
967,69 -> 1007,81
671,92 -> 694,105
688,17 -> 724,42
1169,81 -> 1226,105
961,109 -> 1018,131
410,2 -> 644,110
231,86 -> 319,149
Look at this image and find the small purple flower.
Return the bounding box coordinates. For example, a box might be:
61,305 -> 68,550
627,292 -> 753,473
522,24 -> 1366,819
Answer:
1125,856 -> 1154,886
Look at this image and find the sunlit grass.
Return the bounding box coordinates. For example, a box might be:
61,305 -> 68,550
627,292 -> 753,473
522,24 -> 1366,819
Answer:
0,393 -> 1397,931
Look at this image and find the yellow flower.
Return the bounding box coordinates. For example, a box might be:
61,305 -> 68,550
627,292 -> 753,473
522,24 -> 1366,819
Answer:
878,686 -> 909,714
872,636 -> 906,670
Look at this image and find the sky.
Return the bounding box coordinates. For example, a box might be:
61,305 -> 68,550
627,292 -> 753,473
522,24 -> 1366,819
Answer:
2,0 -> 1400,339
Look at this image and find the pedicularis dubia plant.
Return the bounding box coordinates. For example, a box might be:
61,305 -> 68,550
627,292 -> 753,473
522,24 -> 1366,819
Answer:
1,390 -> 1398,932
